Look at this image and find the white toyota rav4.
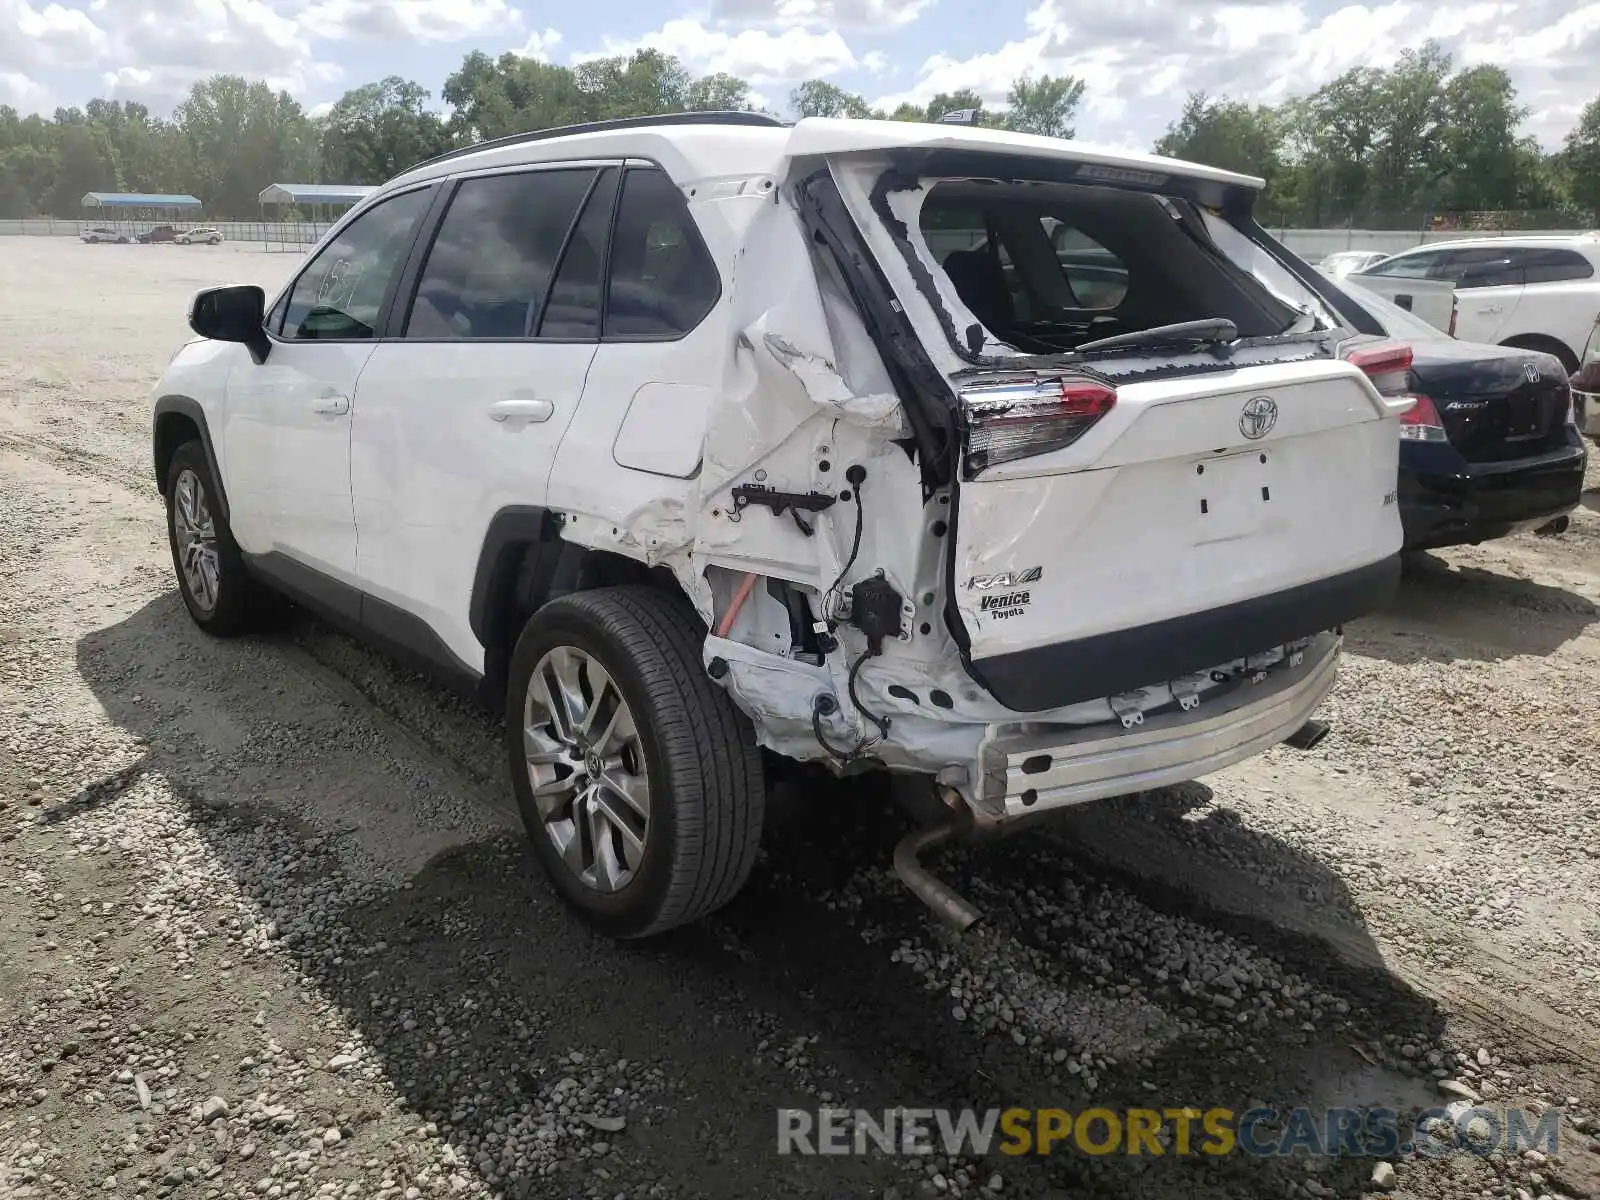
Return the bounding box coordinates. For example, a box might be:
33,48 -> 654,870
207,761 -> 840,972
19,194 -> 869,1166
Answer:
150,112 -> 1413,938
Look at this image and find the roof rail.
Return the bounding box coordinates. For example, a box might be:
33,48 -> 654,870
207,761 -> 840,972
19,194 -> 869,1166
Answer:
410,110 -> 790,172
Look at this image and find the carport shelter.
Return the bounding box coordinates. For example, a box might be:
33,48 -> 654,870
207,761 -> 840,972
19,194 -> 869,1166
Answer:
80,192 -> 202,238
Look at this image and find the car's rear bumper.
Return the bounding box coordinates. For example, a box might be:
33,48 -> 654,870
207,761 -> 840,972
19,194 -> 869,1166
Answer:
1575,390 -> 1600,442
962,556 -> 1397,712
1399,439 -> 1587,551
975,631 -> 1340,819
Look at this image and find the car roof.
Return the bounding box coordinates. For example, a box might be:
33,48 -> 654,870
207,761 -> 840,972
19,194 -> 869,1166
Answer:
1388,234 -> 1600,255
383,113 -> 1264,197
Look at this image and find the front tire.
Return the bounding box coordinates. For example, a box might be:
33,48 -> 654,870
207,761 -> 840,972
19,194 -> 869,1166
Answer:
505,587 -> 765,939
163,441 -> 268,636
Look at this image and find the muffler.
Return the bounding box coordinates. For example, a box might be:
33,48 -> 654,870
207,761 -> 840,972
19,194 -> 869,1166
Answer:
1534,515 -> 1570,536
892,819 -> 982,931
1283,719 -> 1331,751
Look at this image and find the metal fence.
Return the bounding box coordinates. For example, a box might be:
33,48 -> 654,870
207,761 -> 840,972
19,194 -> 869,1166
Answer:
4,217 -> 1596,264
0,218 -> 336,248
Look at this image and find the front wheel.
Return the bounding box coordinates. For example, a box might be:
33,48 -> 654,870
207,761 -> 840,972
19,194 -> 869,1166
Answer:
163,441 -> 270,635
505,587 -> 765,938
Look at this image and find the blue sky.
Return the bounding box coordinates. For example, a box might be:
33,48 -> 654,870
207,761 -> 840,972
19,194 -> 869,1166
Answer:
4,0 -> 1597,151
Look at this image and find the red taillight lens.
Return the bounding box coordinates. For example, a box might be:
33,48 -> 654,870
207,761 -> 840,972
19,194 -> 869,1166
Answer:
1448,299 -> 1458,338
962,376 -> 1116,473
1572,361 -> 1600,392
1397,393 -> 1448,442
1341,340 -> 1414,397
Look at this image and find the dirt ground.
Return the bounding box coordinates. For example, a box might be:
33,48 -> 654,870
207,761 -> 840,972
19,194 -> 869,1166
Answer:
1,235 -> 1599,1200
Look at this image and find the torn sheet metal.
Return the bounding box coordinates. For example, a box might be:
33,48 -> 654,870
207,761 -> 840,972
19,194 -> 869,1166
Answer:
760,331 -> 907,433
565,498 -> 692,568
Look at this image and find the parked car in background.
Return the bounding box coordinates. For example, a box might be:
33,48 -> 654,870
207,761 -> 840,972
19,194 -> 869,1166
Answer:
137,225 -> 179,244
1332,277 -> 1586,551
1331,270 -> 1456,335
81,227 -> 128,244
1319,250 -> 1390,277
1569,317 -> 1600,446
1353,234 -> 1600,371
150,112 -> 1412,940
175,227 -> 224,245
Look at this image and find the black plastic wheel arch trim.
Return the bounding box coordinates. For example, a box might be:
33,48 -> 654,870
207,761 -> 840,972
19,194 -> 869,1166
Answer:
152,394 -> 230,523
469,506 -> 562,646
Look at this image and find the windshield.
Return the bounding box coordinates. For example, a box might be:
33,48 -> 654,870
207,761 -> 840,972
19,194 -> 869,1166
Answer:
1333,277 -> 1449,341
906,179 -> 1334,359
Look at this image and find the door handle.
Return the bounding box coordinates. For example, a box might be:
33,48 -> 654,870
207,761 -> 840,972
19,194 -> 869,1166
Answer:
1479,305 -> 1502,314
488,398 -> 554,424
311,393 -> 350,415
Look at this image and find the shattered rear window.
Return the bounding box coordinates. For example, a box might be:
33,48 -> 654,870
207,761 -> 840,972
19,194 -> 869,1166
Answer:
910,180 -> 1334,358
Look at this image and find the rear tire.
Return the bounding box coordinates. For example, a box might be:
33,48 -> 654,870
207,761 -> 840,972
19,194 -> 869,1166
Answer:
163,441 -> 270,636
1500,335 -> 1579,375
505,586 -> 765,939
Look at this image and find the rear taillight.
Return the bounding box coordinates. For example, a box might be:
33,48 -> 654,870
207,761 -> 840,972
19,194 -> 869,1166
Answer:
1397,394 -> 1448,442
1341,340 -> 1414,397
961,376 -> 1116,473
1448,297 -> 1458,338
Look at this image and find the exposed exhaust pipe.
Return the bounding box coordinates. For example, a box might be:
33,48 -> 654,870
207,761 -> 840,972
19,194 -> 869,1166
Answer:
892,820 -> 982,931
1534,515 -> 1570,537
1283,719 -> 1331,751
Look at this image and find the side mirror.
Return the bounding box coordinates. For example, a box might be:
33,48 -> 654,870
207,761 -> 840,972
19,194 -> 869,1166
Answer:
189,285 -> 270,364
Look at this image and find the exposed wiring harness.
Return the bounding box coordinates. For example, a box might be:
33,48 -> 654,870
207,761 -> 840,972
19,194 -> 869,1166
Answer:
811,464 -> 894,761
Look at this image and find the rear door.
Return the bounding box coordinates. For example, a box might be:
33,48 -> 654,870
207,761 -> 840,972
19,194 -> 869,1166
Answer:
349,162 -> 618,671
1430,247 -> 1524,343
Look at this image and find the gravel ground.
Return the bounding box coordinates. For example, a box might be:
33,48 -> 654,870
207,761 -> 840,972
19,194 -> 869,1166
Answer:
2,236 -> 1599,1200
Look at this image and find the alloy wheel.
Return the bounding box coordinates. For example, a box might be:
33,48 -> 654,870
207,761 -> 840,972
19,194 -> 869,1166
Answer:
172,468 -> 220,613
522,645 -> 652,893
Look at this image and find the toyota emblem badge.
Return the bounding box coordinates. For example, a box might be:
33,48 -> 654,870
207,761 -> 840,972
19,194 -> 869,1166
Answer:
1239,396 -> 1278,440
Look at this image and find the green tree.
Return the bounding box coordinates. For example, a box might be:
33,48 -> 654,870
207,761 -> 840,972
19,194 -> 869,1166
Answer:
1563,95 -> 1600,215
172,76 -> 319,215
684,72 -> 752,112
442,51 -> 590,142
1434,64 -> 1527,211
1155,92 -> 1282,181
575,50 -> 693,119
790,79 -> 877,119
320,77 -> 454,184
1002,74 -> 1085,139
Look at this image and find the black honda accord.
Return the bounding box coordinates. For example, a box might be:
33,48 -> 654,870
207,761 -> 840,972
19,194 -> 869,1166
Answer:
1328,277 -> 1587,552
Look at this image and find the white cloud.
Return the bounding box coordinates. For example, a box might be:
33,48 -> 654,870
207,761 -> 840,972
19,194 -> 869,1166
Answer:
576,18 -> 859,85
517,27 -> 562,61
91,0 -> 339,104
295,0 -> 521,43
861,49 -> 889,74
871,0 -> 1600,150
0,69 -> 51,111
1,0 -> 111,71
707,0 -> 931,30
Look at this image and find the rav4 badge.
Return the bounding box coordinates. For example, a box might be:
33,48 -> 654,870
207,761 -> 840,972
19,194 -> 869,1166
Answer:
966,567 -> 1043,589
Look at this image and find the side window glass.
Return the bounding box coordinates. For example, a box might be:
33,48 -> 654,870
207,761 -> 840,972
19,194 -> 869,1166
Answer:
1365,252 -> 1438,279
1443,248 -> 1523,289
1521,248 -> 1594,284
281,189 -> 431,340
405,168 -> 596,340
1046,221 -> 1129,309
536,168 -> 618,340
603,168 -> 721,339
